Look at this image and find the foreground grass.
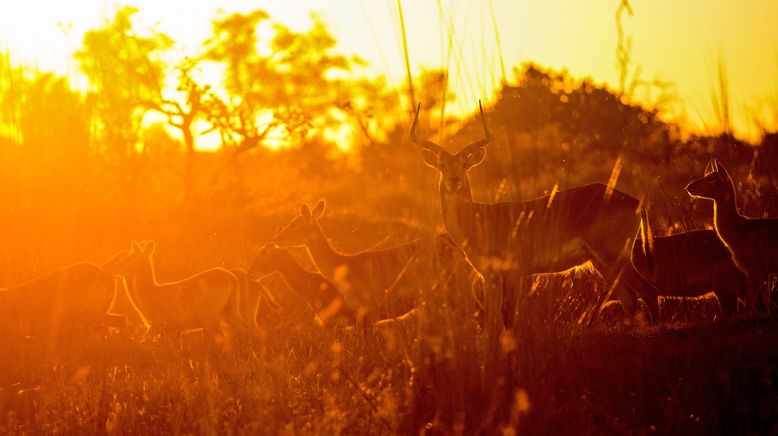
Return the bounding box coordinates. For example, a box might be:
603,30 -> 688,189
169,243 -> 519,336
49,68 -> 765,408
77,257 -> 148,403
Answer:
1,314 -> 777,435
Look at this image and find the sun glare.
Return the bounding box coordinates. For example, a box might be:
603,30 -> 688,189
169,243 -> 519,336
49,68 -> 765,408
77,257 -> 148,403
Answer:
1,1 -> 777,144
4,2 -> 778,434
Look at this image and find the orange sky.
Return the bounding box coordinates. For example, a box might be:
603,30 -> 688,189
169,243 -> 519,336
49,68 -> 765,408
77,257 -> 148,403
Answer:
1,0 -> 777,143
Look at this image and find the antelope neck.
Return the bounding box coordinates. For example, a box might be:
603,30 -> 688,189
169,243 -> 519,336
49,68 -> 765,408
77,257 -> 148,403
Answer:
278,258 -> 326,298
439,177 -> 474,247
133,258 -> 159,290
305,222 -> 348,279
122,261 -> 157,323
711,182 -> 742,244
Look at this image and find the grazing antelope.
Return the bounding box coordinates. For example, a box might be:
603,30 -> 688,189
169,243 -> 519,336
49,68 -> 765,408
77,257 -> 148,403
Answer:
273,202 -> 418,321
273,202 -> 483,323
685,158 -> 778,314
108,240 -> 250,341
248,242 -> 356,327
0,262 -> 137,349
631,229 -> 746,316
411,102 -> 659,328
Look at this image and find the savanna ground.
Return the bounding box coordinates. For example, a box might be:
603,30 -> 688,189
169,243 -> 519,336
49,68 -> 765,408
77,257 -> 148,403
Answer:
3,5 -> 778,435
3,278 -> 778,434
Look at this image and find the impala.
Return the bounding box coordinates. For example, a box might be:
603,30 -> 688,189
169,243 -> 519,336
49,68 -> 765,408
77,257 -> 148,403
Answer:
411,102 -> 659,327
108,240 -> 250,341
0,262 -> 138,348
685,158 -> 778,314
229,268 -> 267,334
248,242 -> 356,327
103,250 -> 150,328
273,202 -> 418,321
631,229 -> 746,316
273,202 -> 483,323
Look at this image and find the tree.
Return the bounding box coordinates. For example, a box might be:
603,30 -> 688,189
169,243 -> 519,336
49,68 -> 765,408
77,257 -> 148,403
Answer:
0,56 -> 91,164
202,11 -> 361,155
74,6 -> 173,214
75,6 -> 172,161
15,73 -> 91,159
148,58 -> 226,195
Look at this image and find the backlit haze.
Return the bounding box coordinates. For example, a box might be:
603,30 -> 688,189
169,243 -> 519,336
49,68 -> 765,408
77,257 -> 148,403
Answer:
1,0 -> 777,147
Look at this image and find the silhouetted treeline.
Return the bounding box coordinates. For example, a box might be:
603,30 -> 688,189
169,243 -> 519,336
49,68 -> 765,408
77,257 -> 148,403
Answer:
1,7 -> 776,282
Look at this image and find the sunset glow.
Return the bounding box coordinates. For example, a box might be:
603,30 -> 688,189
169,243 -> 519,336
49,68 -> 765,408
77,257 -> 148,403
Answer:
1,0 -> 777,144
4,2 -> 778,434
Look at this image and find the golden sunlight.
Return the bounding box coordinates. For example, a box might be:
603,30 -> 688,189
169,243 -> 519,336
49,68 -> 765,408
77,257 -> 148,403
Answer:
2,0 -> 777,145
3,1 -> 778,434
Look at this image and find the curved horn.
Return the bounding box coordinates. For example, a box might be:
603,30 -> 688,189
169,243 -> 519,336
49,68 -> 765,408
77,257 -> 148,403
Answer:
458,100 -> 491,156
410,103 -> 447,155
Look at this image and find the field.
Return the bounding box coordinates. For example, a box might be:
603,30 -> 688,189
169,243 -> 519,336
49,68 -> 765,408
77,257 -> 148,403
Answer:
2,202 -> 778,434
3,3 -> 778,435
2,288 -> 778,434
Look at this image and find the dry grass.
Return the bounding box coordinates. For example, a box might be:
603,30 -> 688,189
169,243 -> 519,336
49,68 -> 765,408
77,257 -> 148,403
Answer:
2,261 -> 778,435
3,33 -> 778,433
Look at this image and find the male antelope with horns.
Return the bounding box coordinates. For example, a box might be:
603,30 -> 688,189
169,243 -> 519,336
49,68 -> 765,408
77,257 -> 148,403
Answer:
411,101 -> 659,328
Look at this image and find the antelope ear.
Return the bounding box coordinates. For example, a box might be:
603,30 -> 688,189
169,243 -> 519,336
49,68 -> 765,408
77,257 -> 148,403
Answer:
142,240 -> 156,255
301,204 -> 312,221
714,159 -> 730,179
421,149 -> 440,169
704,158 -> 716,176
463,147 -> 486,168
311,200 -> 325,219
131,240 -> 142,253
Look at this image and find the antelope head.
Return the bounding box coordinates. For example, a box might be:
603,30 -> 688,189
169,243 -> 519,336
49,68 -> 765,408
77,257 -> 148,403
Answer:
274,201 -> 326,247
411,101 -> 490,198
685,158 -> 734,202
110,240 -> 155,276
248,242 -> 284,280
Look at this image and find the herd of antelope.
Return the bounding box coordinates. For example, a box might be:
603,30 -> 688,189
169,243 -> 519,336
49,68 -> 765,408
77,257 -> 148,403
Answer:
2,103 -> 778,352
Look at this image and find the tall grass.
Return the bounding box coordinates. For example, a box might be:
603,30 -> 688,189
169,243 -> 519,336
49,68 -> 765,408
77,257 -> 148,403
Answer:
2,14 -> 778,432
2,268 -> 777,434
711,53 -> 732,137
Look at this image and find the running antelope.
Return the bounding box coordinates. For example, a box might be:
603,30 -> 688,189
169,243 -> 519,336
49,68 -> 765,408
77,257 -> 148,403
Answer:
108,240 -> 250,341
273,202 -> 483,323
631,229 -> 746,316
411,102 -> 659,328
248,242 -> 356,327
0,262 -> 138,349
685,158 -> 778,314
